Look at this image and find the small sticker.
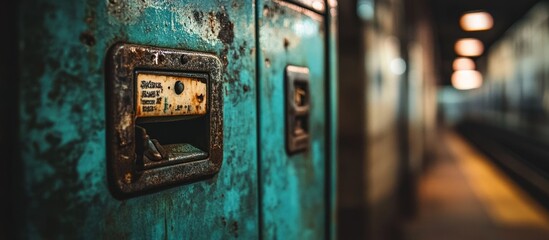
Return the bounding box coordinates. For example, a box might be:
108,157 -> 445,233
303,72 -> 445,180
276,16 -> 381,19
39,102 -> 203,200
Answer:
136,73 -> 207,118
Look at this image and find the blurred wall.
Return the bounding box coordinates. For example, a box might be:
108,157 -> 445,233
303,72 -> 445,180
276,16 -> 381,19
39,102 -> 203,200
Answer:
457,2 -> 549,129
338,0 -> 438,239
337,0 -> 369,238
400,0 -> 439,216
363,1 -> 404,238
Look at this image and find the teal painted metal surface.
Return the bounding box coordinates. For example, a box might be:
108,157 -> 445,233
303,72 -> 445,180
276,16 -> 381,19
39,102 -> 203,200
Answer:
326,1 -> 339,239
15,0 -> 338,238
17,0 -> 258,238
257,1 -> 327,238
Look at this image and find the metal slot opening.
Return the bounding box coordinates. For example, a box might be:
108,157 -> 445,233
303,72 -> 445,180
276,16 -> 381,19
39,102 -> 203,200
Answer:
135,117 -> 209,170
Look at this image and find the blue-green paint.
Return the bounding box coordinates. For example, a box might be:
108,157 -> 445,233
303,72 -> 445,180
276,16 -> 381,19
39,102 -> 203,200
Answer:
326,2 -> 339,239
15,0 -> 337,238
257,1 -> 327,239
17,0 -> 258,238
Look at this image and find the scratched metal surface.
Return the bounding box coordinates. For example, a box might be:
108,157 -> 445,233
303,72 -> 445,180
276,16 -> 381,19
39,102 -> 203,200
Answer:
257,0 -> 327,238
17,0 -> 258,238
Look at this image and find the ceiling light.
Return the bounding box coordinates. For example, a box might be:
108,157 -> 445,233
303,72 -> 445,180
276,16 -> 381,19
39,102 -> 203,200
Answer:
452,57 -> 476,71
357,0 -> 375,21
452,70 -> 483,90
460,11 -> 493,31
390,58 -> 406,75
455,38 -> 484,57
311,0 -> 325,12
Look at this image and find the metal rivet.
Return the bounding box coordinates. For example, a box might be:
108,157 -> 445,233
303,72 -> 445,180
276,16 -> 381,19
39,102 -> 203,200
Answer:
157,54 -> 165,63
180,55 -> 190,65
175,81 -> 184,94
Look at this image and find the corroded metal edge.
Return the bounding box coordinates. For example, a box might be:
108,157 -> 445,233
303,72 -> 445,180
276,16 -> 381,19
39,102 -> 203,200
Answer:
105,43 -> 223,197
284,0 -> 326,14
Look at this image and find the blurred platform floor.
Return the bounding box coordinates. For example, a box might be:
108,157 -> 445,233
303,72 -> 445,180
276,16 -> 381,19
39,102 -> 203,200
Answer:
403,130 -> 549,240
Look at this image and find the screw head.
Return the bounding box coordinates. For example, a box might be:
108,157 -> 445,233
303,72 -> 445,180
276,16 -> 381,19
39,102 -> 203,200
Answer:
175,81 -> 184,95
180,55 -> 190,65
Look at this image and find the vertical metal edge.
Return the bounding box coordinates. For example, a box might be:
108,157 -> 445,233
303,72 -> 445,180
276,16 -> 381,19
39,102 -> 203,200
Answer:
284,0 -> 326,14
209,56 -> 224,170
285,66 -> 292,154
3,0 -> 20,238
254,0 -> 264,238
257,1 -> 328,237
104,43 -> 132,198
397,0 -> 413,219
325,0 -> 338,239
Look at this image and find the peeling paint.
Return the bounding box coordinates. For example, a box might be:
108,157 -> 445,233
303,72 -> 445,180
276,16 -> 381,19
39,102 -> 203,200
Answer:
16,0 -> 335,238
17,0 -> 259,238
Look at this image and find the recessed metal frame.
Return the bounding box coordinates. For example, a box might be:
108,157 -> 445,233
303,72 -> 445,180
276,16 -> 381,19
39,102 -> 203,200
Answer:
285,65 -> 311,154
105,43 -> 223,197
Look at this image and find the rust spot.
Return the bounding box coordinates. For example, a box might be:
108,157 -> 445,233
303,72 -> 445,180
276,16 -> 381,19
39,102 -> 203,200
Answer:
216,11 -> 234,45
232,51 -> 240,60
243,85 -> 250,92
221,48 -> 229,67
239,43 -> 246,56
158,54 -> 165,64
180,55 -> 191,65
124,173 -> 132,184
79,31 -> 96,47
106,0 -> 146,23
71,104 -> 83,113
230,221 -> 239,237
45,132 -> 62,146
221,217 -> 227,227
47,71 -> 82,103
208,12 -> 216,34
196,94 -> 204,103
263,3 -> 286,18
284,38 -> 290,49
192,10 -> 203,22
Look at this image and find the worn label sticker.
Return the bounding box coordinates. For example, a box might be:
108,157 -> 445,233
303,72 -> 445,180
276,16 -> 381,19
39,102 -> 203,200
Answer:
136,73 -> 207,118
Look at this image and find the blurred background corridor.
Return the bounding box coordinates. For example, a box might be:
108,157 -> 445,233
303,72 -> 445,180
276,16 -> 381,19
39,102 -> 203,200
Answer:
3,0 -> 549,239
338,0 -> 549,239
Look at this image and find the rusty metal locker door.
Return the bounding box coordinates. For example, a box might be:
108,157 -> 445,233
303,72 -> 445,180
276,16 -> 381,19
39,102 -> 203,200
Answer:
16,1 -> 259,238
256,0 -> 336,238
13,0 -> 337,238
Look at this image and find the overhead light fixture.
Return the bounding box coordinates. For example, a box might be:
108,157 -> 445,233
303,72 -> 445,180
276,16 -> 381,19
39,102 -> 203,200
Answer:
390,58 -> 406,75
451,70 -> 483,90
357,0 -> 375,21
460,11 -> 493,31
453,57 -> 476,71
311,0 -> 325,12
455,38 -> 484,57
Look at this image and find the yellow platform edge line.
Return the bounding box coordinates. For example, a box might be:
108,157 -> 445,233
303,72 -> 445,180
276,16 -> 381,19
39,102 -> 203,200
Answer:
447,131 -> 549,229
